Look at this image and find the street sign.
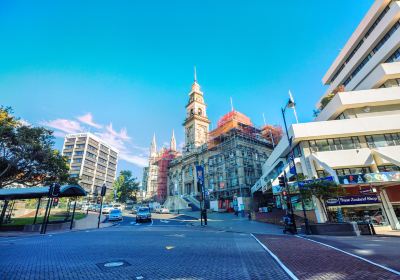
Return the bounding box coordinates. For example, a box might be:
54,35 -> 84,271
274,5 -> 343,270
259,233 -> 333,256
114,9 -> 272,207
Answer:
288,152 -> 296,175
195,165 -> 204,186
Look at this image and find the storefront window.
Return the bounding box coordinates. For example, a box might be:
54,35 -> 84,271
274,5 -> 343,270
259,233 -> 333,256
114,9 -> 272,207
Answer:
366,133 -> 400,148
327,205 -> 388,225
317,170 -> 330,178
335,167 -> 371,176
309,137 -> 361,152
378,165 -> 400,172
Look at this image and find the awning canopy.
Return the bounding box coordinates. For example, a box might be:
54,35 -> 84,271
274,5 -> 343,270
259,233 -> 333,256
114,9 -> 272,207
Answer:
0,184 -> 87,200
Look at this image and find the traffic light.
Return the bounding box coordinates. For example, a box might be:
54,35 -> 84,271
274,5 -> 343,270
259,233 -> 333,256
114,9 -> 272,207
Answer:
52,184 -> 61,197
53,197 -> 59,207
278,176 -> 286,187
101,185 -> 107,197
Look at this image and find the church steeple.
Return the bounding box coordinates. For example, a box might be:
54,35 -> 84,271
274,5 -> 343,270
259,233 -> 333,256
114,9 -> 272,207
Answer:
191,66 -> 201,93
183,67 -> 211,151
150,133 -> 157,157
170,130 -> 176,151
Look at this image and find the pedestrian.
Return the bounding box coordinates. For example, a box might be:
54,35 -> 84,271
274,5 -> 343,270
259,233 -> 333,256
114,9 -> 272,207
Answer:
283,214 -> 294,234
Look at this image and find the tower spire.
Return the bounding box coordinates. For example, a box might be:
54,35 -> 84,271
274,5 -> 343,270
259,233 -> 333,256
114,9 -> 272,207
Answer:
191,66 -> 201,93
150,133 -> 157,157
170,129 -> 176,151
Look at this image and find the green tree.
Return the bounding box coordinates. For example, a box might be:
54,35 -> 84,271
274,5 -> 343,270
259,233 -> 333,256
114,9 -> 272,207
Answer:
0,107 -> 72,188
113,170 -> 140,203
299,180 -> 344,222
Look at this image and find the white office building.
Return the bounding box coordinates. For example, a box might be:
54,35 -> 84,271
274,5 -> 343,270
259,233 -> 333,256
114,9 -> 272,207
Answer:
252,0 -> 400,230
62,133 -> 119,195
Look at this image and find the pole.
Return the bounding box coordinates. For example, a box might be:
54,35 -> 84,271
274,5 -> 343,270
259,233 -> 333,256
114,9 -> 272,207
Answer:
43,198 -> 53,234
199,182 -> 203,226
33,198 -> 41,225
40,198 -> 51,234
0,200 -> 9,226
70,200 -> 77,230
97,196 -> 103,229
65,199 -> 71,221
202,182 -> 207,226
282,107 -> 310,235
284,170 -> 297,234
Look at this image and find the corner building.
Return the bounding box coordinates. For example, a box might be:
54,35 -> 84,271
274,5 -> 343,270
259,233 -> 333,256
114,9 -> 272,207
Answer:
253,0 -> 400,230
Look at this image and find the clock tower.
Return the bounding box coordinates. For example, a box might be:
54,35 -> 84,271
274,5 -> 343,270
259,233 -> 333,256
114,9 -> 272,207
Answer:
183,68 -> 211,151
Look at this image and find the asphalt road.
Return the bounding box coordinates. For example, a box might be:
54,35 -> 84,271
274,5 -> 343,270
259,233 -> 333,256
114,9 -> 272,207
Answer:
107,212 -> 194,227
0,213 -> 291,280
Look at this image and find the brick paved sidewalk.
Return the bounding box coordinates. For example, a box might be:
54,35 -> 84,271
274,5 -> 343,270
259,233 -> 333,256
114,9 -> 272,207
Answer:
305,234 -> 400,272
254,234 -> 400,280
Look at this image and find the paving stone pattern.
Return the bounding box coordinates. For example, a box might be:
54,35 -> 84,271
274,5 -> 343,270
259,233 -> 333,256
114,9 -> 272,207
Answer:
0,226 -> 291,280
255,234 -> 400,280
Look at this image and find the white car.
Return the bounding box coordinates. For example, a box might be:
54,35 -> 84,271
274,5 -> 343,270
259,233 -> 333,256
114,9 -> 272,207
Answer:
112,204 -> 123,211
156,206 -> 170,214
102,205 -> 113,214
82,204 -> 90,211
108,209 -> 123,221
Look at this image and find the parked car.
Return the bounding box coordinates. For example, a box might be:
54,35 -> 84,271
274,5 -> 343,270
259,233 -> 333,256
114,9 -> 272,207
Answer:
88,204 -> 97,211
102,205 -> 113,214
160,207 -> 170,214
108,209 -> 123,221
112,204 -> 123,211
131,206 -> 140,214
136,207 -> 152,223
82,204 -> 90,211
93,204 -> 102,212
155,206 -> 170,214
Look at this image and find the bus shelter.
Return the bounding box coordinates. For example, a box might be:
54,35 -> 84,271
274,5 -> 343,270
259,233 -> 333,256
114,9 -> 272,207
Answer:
0,184 -> 86,233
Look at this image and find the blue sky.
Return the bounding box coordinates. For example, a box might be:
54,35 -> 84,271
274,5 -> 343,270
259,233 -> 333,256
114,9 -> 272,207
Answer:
0,1 -> 374,180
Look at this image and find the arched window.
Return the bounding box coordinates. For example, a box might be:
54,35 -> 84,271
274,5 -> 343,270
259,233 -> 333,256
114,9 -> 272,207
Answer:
198,108 -> 202,116
190,108 -> 194,115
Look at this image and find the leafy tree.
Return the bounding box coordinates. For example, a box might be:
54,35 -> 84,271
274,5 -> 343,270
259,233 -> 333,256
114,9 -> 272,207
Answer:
299,180 -> 344,222
0,107 -> 72,188
113,170 -> 140,203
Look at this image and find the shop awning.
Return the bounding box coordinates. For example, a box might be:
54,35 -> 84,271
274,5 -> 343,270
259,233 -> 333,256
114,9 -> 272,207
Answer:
0,184 -> 87,200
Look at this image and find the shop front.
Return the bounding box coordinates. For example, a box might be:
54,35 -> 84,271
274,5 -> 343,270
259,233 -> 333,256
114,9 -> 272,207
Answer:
325,194 -> 387,225
337,172 -> 400,229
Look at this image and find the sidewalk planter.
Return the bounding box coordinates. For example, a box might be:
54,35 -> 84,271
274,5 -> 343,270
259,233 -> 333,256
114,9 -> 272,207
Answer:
24,221 -> 75,232
302,222 -> 360,236
0,221 -> 76,232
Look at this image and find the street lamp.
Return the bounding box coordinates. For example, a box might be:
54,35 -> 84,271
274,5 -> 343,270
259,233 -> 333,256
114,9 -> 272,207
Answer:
281,94 -> 311,235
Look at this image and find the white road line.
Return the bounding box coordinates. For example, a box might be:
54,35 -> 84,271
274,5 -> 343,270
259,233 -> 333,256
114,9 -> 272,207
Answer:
250,234 -> 298,280
296,235 -> 400,276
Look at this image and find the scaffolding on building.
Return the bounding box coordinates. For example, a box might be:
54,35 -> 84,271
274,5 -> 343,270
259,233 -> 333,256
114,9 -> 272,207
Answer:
155,149 -> 179,203
205,110 -> 278,210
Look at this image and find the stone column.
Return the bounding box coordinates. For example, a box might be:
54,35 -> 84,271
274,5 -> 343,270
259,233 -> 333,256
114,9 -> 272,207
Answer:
380,188 -> 400,230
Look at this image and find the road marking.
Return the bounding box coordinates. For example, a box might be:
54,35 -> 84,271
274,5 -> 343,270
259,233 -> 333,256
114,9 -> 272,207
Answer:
165,234 -> 185,238
136,276 -> 144,279
160,220 -> 170,223
251,234 -> 298,280
296,235 -> 400,276
165,246 -> 174,250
